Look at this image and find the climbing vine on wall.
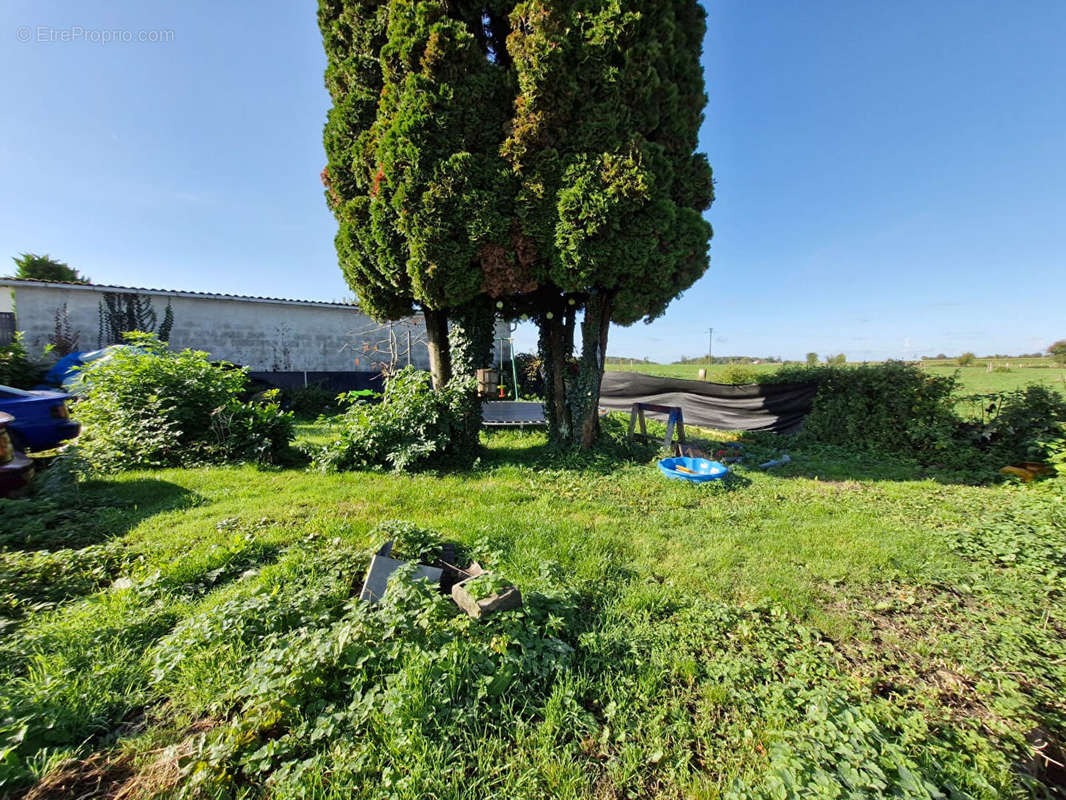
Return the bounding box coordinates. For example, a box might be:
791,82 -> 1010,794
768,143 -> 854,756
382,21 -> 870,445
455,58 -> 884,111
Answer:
97,293 -> 175,346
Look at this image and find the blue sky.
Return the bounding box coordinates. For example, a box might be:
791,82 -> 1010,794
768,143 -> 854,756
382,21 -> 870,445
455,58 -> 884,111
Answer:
1,1 -> 1063,362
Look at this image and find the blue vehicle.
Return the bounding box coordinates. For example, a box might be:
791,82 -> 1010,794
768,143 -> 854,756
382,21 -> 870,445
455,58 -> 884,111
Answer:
0,385 -> 81,452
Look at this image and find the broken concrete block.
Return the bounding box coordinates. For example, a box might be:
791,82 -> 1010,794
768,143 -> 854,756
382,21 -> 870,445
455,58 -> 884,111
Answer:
358,554 -> 443,603
460,561 -> 485,578
451,574 -> 522,620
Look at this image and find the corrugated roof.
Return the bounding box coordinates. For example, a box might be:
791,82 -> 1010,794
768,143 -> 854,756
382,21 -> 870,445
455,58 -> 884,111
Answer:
0,278 -> 360,309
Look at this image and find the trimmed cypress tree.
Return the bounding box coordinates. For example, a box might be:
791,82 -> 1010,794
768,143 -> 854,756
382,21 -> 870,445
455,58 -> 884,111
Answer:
319,0 -> 712,447
504,0 -> 714,447
319,0 -> 513,388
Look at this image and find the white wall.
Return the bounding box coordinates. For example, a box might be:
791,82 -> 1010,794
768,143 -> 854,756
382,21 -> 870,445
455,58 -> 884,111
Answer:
4,282 -> 511,373
5,282 -> 431,372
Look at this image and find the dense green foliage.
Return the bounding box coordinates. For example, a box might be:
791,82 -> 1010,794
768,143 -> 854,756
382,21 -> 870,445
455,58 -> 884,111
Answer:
318,0 -> 712,319
1,425 -> 1064,797
310,365 -> 476,472
75,334 -> 293,471
962,384 -> 1066,465
319,0 -> 512,322
281,383 -> 343,417
502,0 -> 713,320
766,362 -> 961,462
718,362 -> 759,384
0,332 -> 41,388
8,252 -> 88,283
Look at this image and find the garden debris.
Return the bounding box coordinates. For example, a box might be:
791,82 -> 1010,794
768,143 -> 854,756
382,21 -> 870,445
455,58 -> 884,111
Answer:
451,567 -> 522,620
22,751 -> 135,800
676,440 -> 743,463
674,443 -> 708,458
759,453 -> 791,469
999,462 -> 1053,482
358,553 -> 443,603
1022,726 -> 1066,791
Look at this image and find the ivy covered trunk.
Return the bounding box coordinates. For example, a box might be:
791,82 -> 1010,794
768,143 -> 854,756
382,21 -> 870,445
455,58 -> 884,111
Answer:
422,308 -> 452,390
449,296 -> 496,378
448,296 -> 497,462
538,296 -> 610,450
538,311 -> 573,447
572,293 -> 612,449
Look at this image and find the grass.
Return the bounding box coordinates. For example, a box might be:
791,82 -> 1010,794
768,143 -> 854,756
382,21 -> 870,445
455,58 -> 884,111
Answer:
1,421 -> 1064,798
606,359 -> 1066,397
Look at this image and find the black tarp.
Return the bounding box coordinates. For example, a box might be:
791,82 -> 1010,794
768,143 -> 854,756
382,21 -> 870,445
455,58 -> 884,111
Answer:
598,372 -> 818,434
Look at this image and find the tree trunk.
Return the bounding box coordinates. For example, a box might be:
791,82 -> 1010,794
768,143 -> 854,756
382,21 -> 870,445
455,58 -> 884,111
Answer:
573,292 -> 613,449
446,297 -> 496,464
539,311 -> 573,446
422,307 -> 452,390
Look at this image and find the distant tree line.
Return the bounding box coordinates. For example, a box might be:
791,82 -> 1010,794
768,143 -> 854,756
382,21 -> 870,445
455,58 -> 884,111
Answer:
673,355 -> 783,365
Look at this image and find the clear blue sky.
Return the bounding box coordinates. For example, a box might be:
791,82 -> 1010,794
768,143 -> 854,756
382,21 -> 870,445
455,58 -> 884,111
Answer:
2,1 -> 1063,362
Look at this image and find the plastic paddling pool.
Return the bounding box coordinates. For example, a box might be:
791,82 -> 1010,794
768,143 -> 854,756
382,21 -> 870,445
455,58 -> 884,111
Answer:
658,457 -> 729,483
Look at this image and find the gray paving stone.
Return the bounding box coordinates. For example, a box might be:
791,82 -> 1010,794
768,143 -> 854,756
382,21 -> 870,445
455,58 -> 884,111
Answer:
358,554 -> 442,603
451,576 -> 522,619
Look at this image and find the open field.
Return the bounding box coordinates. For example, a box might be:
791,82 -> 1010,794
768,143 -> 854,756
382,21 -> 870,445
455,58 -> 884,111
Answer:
606,360 -> 1066,397
1,421 -> 1064,797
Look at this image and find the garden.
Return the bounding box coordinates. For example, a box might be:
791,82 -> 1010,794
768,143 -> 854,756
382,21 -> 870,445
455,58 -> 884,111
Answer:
2,1 -> 1064,796
2,338 -> 1065,799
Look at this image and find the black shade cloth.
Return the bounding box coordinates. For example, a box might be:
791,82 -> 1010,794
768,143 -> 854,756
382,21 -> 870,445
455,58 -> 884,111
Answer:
598,372 -> 818,433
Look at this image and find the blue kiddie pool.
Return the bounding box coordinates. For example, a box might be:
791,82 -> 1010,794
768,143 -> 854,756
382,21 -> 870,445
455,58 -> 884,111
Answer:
658,457 -> 729,483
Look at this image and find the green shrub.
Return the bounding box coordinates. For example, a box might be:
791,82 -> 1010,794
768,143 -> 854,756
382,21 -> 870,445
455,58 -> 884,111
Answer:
966,385 -> 1066,464
369,520 -> 443,562
719,363 -> 758,385
311,366 -> 477,472
75,333 -> 293,471
765,362 -> 959,459
957,352 -> 977,367
0,333 -> 41,389
283,383 -> 341,417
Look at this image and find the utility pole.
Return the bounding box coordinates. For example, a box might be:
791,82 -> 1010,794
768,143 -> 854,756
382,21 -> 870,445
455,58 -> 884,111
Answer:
707,327 -> 713,366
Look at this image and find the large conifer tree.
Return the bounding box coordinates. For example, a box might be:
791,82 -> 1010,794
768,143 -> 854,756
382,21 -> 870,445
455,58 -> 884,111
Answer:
319,0 -> 712,446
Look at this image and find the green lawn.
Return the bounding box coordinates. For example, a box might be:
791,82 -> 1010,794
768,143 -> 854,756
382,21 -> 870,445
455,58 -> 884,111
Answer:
1,422 -> 1064,798
606,359 -> 1066,397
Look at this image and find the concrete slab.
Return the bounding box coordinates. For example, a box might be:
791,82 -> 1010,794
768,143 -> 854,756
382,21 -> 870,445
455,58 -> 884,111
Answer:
358,554 -> 442,603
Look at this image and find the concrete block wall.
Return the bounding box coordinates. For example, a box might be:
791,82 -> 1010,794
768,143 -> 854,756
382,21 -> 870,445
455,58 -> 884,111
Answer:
1,280 -> 513,376
1,281 -> 431,373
